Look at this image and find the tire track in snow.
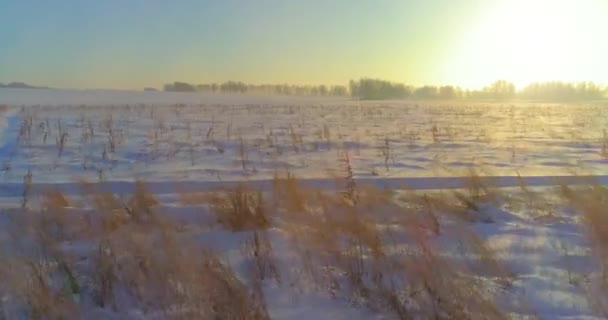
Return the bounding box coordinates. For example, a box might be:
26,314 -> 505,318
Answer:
1,175 -> 607,197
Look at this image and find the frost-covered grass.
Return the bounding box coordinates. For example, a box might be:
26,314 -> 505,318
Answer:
1,91 -> 608,319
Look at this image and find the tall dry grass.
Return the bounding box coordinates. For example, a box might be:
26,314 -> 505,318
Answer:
1,181 -> 270,319
0,168 -> 520,319
560,182 -> 608,316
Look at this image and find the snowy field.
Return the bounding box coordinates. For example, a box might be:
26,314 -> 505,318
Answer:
1,88 -> 608,319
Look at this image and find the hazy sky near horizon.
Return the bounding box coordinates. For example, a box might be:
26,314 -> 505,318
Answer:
1,0 -> 607,90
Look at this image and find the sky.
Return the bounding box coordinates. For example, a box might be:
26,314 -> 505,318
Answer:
1,0 -> 607,90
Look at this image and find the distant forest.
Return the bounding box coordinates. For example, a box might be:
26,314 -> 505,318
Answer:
163,79 -> 607,101
349,79 -> 607,101
0,82 -> 49,89
163,81 -> 348,97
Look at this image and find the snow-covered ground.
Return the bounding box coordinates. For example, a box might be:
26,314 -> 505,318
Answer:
1,88 -> 607,319
2,89 -> 608,184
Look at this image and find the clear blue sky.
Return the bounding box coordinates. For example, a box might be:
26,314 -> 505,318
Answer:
1,0 -> 606,89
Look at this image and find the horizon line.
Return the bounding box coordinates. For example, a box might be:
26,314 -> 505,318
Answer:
2,78 -> 608,93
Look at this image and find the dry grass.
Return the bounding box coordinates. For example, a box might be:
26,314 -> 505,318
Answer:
270,168 -> 510,319
1,184 -> 270,319
560,182 -> 608,315
0,169 -> 521,319
209,183 -> 270,231
11,103 -> 607,318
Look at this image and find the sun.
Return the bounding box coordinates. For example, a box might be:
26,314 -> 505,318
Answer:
442,0 -> 608,89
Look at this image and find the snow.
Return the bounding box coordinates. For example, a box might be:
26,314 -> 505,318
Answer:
1,88 -> 608,319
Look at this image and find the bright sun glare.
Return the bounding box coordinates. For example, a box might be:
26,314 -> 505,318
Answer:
445,0 -> 608,88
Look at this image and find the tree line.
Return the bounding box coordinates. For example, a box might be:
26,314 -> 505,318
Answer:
163,81 -> 348,96
349,79 -> 606,101
0,82 -> 49,89
161,79 -> 607,101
